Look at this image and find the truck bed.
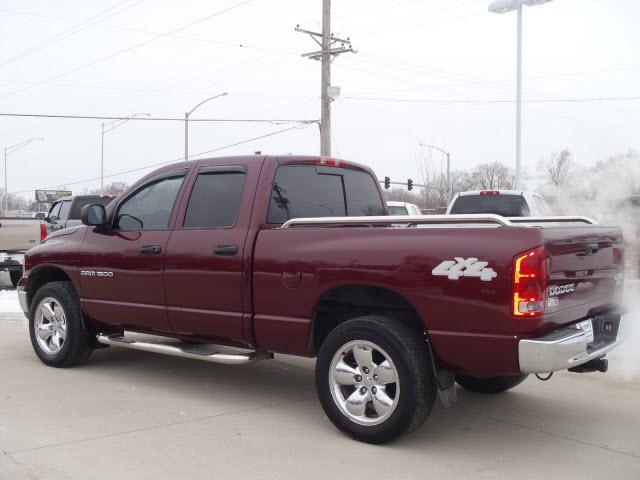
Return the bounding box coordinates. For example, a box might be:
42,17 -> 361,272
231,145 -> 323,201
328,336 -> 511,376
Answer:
251,215 -> 623,375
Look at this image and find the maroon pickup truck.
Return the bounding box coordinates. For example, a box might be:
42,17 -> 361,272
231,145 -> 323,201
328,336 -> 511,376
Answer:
18,155 -> 624,443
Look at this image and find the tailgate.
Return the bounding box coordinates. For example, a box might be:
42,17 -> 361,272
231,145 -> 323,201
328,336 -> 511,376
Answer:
543,225 -> 623,319
0,219 -> 41,251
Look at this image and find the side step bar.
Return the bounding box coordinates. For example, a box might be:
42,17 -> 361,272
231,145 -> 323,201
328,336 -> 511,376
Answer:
96,334 -> 273,365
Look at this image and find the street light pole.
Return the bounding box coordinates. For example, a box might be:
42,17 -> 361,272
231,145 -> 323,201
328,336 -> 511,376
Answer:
101,113 -> 149,193
488,0 -> 554,188
419,143 -> 451,200
515,0 -> 523,189
3,137 -> 44,214
101,123 -> 105,193
184,92 -> 228,161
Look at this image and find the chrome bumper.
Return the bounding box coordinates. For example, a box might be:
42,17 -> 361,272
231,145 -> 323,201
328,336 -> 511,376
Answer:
519,315 -> 621,374
17,285 -> 28,315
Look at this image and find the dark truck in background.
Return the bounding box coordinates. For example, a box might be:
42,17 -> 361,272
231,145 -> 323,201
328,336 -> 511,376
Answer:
18,155 -> 624,443
45,194 -> 114,235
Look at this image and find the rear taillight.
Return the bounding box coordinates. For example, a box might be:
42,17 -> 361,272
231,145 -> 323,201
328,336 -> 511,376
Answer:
480,190 -> 500,195
512,246 -> 546,317
24,254 -> 32,272
40,223 -> 47,242
613,246 -> 623,265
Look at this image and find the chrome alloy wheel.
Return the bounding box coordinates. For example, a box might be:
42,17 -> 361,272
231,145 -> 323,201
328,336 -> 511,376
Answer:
328,340 -> 400,426
33,297 -> 67,355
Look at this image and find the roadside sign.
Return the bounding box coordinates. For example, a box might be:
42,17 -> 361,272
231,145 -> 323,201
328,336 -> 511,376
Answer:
35,190 -> 72,202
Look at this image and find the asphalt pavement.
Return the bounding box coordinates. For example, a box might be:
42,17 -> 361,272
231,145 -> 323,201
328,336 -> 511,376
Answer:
1,272 -> 639,480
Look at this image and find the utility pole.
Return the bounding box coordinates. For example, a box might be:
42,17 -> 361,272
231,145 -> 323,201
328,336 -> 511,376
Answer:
296,0 -> 355,156
320,0 -> 331,157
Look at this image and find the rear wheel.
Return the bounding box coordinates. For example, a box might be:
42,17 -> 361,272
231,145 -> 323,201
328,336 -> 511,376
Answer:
455,373 -> 528,394
315,315 -> 436,444
29,281 -> 93,367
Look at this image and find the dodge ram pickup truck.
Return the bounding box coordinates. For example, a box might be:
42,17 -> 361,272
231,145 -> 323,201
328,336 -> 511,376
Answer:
18,155 -> 624,444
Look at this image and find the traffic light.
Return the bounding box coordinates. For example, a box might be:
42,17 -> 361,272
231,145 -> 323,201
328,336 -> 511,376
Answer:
384,176 -> 390,189
407,178 -> 413,191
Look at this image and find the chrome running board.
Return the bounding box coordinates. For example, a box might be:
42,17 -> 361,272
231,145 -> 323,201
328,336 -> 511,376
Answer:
96,333 -> 273,365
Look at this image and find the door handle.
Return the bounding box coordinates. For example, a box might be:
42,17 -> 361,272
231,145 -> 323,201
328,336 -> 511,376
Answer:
140,245 -> 162,255
214,244 -> 238,256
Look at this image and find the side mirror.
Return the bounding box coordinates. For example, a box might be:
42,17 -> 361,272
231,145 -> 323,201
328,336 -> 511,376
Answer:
81,204 -> 107,227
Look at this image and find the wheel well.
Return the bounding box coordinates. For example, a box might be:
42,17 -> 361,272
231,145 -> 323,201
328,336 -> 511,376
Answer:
312,285 -> 425,353
27,267 -> 73,308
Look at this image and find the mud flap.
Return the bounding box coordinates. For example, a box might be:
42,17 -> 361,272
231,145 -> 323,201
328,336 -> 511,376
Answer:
425,336 -> 457,408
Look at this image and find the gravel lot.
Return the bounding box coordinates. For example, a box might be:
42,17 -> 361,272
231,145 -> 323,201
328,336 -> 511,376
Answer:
1,273 -> 639,480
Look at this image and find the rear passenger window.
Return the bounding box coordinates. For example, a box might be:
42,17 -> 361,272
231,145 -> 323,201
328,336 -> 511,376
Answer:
183,168 -> 246,228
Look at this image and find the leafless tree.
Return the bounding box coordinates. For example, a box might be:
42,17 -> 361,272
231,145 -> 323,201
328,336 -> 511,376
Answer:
468,162 -> 516,190
539,149 -> 574,188
89,182 -> 129,197
384,188 -> 421,204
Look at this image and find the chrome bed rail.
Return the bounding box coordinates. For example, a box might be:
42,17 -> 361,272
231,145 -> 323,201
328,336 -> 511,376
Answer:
280,214 -> 598,229
281,214 -> 513,229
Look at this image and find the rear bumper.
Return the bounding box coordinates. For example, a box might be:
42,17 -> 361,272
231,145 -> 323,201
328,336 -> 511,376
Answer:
518,313 -> 621,373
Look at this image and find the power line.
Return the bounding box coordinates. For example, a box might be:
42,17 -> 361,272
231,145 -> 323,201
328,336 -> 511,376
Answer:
0,0 -> 258,100
343,95 -> 640,105
9,123 -> 314,194
0,0 -> 143,69
0,5 -> 298,57
0,112 -> 317,123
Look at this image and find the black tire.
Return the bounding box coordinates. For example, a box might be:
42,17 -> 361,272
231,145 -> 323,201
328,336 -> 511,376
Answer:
315,315 -> 436,444
9,269 -> 21,288
29,281 -> 93,367
455,373 -> 528,394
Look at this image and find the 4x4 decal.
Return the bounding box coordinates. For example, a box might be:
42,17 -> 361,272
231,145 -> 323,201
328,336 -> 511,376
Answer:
432,257 -> 497,282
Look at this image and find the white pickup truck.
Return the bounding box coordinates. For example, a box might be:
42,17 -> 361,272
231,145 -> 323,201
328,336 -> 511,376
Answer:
446,190 -> 551,217
386,201 -> 422,216
0,218 -> 45,286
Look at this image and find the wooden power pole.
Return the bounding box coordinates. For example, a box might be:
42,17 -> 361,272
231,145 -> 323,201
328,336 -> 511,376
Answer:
296,0 -> 354,156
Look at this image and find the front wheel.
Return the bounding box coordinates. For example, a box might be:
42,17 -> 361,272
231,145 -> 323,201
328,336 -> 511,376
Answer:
29,281 -> 93,367
315,315 -> 436,444
455,373 -> 528,394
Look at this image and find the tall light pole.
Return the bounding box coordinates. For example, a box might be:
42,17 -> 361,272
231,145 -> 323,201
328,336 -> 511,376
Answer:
184,92 -> 228,161
488,0 -> 554,188
4,137 -> 44,214
419,143 -> 451,200
101,113 -> 149,193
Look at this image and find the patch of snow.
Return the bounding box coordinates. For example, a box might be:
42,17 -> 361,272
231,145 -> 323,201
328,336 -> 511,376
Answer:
0,290 -> 22,313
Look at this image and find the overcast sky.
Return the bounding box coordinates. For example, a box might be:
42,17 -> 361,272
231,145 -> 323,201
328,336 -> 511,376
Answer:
0,0 -> 638,198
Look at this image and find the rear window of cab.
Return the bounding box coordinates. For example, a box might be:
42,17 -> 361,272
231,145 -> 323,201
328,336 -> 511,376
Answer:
267,165 -> 385,223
